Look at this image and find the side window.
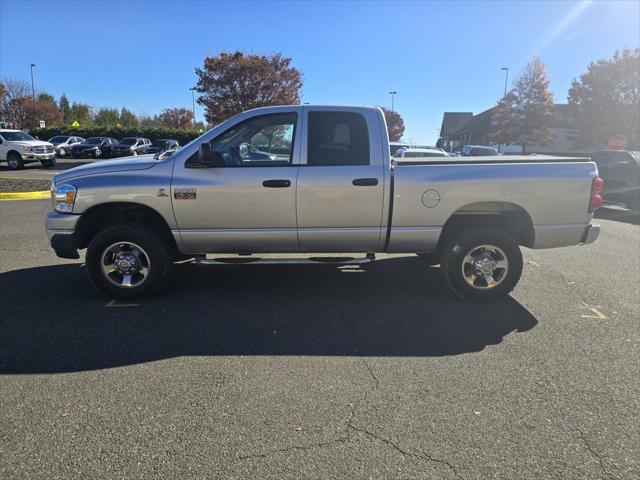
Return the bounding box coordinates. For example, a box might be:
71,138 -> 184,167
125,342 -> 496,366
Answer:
307,112 -> 370,166
209,112 -> 297,167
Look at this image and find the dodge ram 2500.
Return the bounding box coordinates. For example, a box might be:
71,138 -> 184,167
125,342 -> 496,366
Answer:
45,105 -> 602,301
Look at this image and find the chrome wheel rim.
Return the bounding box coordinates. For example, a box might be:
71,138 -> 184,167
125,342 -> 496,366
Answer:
100,241 -> 150,288
462,244 -> 509,290
59,148 -> 66,156
8,157 -> 18,168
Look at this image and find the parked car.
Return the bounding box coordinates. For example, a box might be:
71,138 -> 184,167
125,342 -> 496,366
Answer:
70,137 -> 118,159
394,147 -> 449,159
591,150 -> 640,212
461,145 -> 500,156
48,135 -> 85,157
46,105 -> 602,302
0,129 -> 56,169
109,137 -> 152,158
389,141 -> 412,157
144,139 -> 180,155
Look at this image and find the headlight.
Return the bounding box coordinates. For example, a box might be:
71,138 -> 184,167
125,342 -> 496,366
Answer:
51,184 -> 77,213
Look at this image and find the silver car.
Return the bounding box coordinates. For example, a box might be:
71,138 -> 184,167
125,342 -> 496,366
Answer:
48,135 -> 85,157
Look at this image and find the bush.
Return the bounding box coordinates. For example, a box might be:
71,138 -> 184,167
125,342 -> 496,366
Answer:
30,125 -> 203,145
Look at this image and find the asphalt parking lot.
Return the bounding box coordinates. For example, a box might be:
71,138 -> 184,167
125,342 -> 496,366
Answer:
1,190 -> 639,478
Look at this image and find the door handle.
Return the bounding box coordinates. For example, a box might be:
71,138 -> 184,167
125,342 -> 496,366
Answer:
352,178 -> 379,186
263,179 -> 291,188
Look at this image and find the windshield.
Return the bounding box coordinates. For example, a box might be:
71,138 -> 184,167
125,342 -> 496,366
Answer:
85,138 -> 103,145
49,136 -> 69,143
119,138 -> 137,145
1,131 -> 35,141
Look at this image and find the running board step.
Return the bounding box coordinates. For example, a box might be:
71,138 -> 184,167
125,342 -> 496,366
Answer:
195,254 -> 375,266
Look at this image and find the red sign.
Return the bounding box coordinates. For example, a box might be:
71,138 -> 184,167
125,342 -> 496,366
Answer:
608,135 -> 628,150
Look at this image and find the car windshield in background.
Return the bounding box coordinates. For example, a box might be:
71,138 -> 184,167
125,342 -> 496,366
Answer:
119,138 -> 137,145
85,138 -> 103,144
151,140 -> 168,147
1,131 -> 35,141
49,136 -> 69,143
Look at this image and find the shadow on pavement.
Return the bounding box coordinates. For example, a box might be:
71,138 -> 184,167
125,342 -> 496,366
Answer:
595,205 -> 640,225
0,257 -> 537,374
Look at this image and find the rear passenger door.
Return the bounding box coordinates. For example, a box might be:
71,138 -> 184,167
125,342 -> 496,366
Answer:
296,108 -> 386,252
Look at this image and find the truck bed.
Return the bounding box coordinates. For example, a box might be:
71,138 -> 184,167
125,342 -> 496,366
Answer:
393,155 -> 590,166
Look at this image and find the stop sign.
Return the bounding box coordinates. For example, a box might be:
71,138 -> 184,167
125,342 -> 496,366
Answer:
608,135 -> 628,150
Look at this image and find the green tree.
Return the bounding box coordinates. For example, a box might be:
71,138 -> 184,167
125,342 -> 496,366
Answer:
58,94 -> 71,123
69,102 -> 93,126
94,107 -> 120,126
568,48 -> 640,149
195,51 -> 302,124
119,107 -> 138,127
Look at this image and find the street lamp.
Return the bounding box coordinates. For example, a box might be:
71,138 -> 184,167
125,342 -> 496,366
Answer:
501,66 -> 509,97
189,87 -> 197,129
30,63 -> 36,127
388,91 -> 397,112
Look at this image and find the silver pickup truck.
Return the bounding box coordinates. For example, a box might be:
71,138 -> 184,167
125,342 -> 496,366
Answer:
45,105 -> 602,302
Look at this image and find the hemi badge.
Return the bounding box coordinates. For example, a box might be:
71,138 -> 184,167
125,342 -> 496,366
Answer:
174,188 -> 196,200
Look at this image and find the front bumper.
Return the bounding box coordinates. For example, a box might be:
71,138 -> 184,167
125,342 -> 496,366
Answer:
110,150 -> 134,157
45,212 -> 81,259
22,152 -> 55,161
72,149 -> 97,158
580,223 -> 601,245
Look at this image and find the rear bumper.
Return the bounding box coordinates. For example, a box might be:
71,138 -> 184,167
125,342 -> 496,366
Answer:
580,223 -> 601,245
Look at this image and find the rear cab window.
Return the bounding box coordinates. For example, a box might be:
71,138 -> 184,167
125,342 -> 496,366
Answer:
307,111 -> 370,166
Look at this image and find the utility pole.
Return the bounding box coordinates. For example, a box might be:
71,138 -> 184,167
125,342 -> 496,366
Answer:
388,91 -> 397,112
501,66 -> 509,96
30,63 -> 37,127
189,87 -> 197,129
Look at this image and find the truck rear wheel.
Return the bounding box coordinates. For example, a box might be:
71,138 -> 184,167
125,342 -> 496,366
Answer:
86,224 -> 173,299
440,228 -> 523,302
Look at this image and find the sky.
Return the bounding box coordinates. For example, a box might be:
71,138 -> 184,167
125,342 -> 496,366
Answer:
1,0 -> 638,144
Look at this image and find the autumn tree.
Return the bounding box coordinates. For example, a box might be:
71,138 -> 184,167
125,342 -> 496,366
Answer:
195,51 -> 302,124
380,107 -> 405,141
0,78 -> 31,127
58,94 -> 71,123
488,91 -> 518,146
568,48 -> 639,149
156,107 -> 193,129
488,58 -> 554,152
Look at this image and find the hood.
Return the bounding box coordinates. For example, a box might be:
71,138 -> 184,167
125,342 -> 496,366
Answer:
112,144 -> 135,150
73,143 -> 98,149
53,156 -> 159,183
8,140 -> 52,148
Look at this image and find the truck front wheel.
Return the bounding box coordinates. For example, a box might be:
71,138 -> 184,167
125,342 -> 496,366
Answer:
86,224 -> 173,299
440,228 -> 523,302
7,152 -> 24,170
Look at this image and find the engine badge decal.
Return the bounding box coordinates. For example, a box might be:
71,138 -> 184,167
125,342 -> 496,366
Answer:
174,188 -> 197,200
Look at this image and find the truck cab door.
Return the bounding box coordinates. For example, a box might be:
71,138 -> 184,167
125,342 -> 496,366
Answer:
171,109 -> 302,253
296,107 -> 387,252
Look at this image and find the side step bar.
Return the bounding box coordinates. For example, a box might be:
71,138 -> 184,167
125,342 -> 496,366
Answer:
195,253 -> 375,266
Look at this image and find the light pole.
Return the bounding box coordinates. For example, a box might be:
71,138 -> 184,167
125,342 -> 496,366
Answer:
30,63 -> 36,127
389,91 -> 397,112
189,87 -> 197,129
501,66 -> 509,97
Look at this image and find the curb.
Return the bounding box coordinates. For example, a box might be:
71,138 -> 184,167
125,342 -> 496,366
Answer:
0,190 -> 50,200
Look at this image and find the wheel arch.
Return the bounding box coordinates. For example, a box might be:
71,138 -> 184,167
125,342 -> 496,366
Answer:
436,201 -> 535,252
76,202 -> 177,252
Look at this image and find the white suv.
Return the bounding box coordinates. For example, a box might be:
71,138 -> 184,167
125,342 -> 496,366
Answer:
0,129 -> 57,169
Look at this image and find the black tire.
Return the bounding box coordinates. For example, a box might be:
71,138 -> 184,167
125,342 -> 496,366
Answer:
415,253 -> 440,266
7,151 -> 24,170
440,228 -> 523,302
86,224 -> 173,299
41,158 -> 56,168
